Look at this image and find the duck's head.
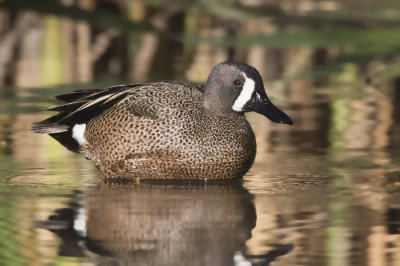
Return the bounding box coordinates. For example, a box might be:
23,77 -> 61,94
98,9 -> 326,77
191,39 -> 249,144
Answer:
204,62 -> 294,125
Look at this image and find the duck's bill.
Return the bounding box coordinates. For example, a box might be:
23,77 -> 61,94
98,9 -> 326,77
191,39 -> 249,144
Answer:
248,92 -> 294,125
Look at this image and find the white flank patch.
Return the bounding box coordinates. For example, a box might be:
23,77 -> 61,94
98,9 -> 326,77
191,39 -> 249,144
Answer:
72,123 -> 86,145
232,72 -> 255,112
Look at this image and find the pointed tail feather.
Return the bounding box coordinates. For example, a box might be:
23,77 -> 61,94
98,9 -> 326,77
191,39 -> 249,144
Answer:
31,122 -> 81,152
31,121 -> 69,134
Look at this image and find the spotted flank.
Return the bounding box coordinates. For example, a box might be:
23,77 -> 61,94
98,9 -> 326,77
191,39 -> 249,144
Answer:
232,72 -> 255,112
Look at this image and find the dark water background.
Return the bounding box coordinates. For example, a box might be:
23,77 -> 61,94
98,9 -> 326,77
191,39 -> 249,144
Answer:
1,0 -> 400,265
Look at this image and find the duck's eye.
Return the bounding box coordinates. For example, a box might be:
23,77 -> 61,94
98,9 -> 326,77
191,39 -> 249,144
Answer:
233,79 -> 243,87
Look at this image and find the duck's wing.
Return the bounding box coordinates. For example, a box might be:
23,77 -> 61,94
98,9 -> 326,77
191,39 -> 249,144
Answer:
119,81 -> 204,119
31,82 -> 204,152
32,85 -> 137,130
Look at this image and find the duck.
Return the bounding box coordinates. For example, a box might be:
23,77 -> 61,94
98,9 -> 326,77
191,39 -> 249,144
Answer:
32,62 -> 293,179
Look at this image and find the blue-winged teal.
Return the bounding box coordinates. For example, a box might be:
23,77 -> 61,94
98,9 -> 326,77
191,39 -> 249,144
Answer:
32,62 -> 293,179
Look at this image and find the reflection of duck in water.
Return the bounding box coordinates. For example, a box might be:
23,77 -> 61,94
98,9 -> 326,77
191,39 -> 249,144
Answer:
32,62 -> 292,179
41,181 -> 291,265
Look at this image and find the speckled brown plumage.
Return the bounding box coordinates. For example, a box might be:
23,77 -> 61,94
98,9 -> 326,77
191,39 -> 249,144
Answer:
32,62 -> 293,179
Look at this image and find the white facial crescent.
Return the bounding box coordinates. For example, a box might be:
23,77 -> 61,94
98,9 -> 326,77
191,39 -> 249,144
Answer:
232,72 -> 255,112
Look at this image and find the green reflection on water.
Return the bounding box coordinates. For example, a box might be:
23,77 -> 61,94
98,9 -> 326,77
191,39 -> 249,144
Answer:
325,170 -> 352,266
329,98 -> 349,149
0,197 -> 21,266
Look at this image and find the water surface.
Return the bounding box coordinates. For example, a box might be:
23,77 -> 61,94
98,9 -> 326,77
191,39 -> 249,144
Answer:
1,86 -> 400,265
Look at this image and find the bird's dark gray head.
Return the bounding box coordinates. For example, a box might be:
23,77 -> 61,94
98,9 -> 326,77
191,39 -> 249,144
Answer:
204,62 -> 293,125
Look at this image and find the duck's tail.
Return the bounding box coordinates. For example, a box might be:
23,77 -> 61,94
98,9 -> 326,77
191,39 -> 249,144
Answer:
31,84 -> 137,152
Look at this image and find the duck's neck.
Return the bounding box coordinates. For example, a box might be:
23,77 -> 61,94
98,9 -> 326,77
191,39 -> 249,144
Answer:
203,84 -> 230,113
